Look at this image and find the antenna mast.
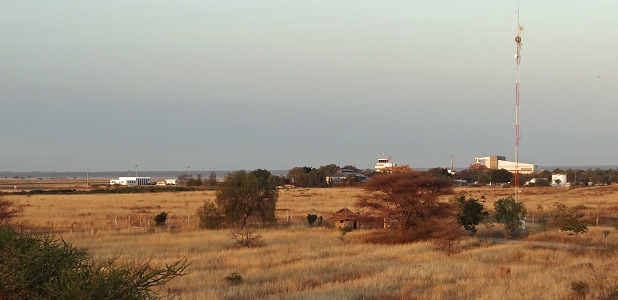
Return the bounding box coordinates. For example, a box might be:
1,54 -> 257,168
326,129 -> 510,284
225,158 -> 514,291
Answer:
514,3 -> 523,201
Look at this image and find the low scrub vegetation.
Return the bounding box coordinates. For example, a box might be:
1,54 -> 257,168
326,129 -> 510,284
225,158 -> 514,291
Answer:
0,225 -> 188,299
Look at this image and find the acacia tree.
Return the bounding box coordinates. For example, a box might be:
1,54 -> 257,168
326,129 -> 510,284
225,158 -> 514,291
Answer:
216,170 -> 278,228
356,171 -> 455,240
549,203 -> 588,235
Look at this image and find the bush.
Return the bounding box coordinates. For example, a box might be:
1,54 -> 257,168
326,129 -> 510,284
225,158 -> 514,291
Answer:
225,272 -> 243,285
455,195 -> 489,235
197,202 -> 224,229
154,212 -> 168,227
549,203 -> 588,235
307,214 -> 318,226
0,226 -> 188,299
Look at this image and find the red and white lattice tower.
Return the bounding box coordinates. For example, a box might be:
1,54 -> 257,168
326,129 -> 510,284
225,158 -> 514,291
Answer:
514,8 -> 523,201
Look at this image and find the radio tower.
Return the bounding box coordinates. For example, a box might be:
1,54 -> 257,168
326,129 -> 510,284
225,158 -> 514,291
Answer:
514,4 -> 523,201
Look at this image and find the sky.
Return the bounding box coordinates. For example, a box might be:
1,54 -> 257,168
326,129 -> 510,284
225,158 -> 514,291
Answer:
1,1 -> 617,172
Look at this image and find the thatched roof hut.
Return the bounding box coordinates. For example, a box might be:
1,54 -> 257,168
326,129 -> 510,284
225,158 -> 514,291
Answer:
331,208 -> 359,229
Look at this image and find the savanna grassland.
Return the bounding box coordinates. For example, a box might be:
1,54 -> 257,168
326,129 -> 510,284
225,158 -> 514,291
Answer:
3,184 -> 618,299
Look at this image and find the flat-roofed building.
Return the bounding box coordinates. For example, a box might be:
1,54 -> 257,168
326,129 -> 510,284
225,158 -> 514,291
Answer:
109,177 -> 152,186
474,156 -> 538,174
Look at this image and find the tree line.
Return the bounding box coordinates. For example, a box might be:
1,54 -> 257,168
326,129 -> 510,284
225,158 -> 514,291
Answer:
453,164 -> 618,186
178,164 -> 618,188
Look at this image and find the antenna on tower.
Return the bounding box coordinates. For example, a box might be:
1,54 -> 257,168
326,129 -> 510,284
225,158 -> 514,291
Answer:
514,2 -> 523,202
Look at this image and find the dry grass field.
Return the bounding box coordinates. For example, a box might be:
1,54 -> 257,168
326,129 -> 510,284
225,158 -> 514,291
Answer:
3,185 -> 618,299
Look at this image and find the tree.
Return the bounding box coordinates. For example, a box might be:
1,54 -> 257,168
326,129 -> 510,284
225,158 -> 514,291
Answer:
476,173 -> 491,186
356,171 -> 455,241
287,166 -> 312,187
549,203 -> 588,235
206,171 -> 217,187
185,174 -> 203,187
494,197 -> 527,237
216,170 -> 278,228
489,169 -> 513,184
196,202 -> 224,229
0,198 -> 22,224
455,196 -> 489,234
426,168 -> 451,178
153,212 -> 168,227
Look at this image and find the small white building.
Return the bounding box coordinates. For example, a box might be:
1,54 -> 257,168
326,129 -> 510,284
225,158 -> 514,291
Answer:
110,177 -> 152,186
552,174 -> 568,187
165,179 -> 176,185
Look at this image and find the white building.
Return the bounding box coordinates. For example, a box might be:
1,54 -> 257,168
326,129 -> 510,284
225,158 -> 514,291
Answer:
474,156 -> 538,174
165,179 -> 176,185
552,174 -> 568,187
110,177 -> 152,186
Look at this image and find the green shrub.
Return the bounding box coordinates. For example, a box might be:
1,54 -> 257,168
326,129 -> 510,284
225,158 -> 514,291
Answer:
197,202 -> 224,229
494,197 -> 527,237
0,226 -> 188,299
154,212 -> 168,227
307,214 -> 318,226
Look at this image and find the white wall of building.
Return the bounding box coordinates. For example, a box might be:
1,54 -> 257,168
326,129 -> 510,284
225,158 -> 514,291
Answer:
109,177 -> 152,186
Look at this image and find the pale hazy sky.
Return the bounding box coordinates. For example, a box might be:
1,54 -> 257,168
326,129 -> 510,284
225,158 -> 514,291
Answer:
1,1 -> 617,172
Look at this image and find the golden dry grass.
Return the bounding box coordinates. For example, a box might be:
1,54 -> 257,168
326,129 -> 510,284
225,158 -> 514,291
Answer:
3,185 -> 618,299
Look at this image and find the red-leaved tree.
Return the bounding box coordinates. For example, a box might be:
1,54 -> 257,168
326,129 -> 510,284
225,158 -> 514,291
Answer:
356,171 -> 457,242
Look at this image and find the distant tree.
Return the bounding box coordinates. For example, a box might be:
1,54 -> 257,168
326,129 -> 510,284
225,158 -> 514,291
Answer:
549,203 -> 588,235
216,170 -> 278,228
489,169 -> 513,184
494,197 -> 527,237
468,163 -> 489,173
455,196 -> 489,234
388,165 -> 413,173
206,171 -> 217,187
306,168 -> 328,188
319,164 -> 340,176
177,174 -> 190,185
154,212 -> 168,227
531,178 -> 550,187
426,168 -> 452,178
342,174 -> 360,186
356,171 -> 455,242
178,174 -> 202,187
185,175 -> 203,187
341,165 -> 361,173
537,170 -> 552,181
267,175 -> 286,187
287,167 -> 312,187
476,173 -> 491,185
